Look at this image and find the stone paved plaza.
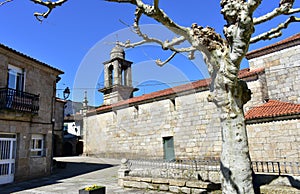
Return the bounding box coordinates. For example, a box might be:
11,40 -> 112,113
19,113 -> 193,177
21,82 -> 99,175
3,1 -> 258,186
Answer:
0,156 -> 171,194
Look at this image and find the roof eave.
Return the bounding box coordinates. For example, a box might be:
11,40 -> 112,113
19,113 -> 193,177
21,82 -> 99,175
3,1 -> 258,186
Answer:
246,113 -> 300,125
0,43 -> 64,75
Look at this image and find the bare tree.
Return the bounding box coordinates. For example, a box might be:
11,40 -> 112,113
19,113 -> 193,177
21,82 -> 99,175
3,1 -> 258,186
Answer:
31,0 -> 300,193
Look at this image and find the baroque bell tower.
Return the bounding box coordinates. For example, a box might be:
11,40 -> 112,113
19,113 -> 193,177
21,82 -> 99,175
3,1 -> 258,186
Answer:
99,45 -> 138,105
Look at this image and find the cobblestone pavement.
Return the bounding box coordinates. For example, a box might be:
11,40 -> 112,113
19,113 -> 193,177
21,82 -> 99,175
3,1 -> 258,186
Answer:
0,156 -> 171,194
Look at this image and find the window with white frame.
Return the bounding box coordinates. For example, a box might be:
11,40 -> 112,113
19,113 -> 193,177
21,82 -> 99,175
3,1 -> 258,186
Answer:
8,65 -> 25,91
31,134 -> 45,157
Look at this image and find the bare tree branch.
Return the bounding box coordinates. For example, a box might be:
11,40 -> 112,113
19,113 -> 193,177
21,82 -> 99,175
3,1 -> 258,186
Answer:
247,0 -> 262,13
30,0 -> 68,22
253,1 -> 299,25
106,0 -> 135,3
153,0 -> 159,9
107,0 -> 189,37
117,8 -> 196,66
0,0 -> 12,6
251,16 -> 300,43
156,51 -> 177,67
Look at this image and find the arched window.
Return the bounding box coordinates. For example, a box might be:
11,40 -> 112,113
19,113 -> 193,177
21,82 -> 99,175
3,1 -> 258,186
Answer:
121,69 -> 126,86
108,65 -> 114,86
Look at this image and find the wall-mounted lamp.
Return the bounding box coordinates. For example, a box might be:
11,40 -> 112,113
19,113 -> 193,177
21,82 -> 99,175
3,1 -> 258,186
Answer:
63,87 -> 70,100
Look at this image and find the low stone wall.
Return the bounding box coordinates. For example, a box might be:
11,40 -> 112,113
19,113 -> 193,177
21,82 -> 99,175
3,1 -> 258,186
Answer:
128,167 -> 221,183
118,158 -> 221,193
118,158 -> 300,193
122,176 -> 221,193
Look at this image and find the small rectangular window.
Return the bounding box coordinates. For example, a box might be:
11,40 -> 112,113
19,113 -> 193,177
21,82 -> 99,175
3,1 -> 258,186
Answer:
31,134 -> 45,157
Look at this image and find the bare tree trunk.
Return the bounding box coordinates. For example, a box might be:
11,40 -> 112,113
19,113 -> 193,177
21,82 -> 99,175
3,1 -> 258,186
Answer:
220,111 -> 254,194
207,55 -> 254,193
218,89 -> 254,193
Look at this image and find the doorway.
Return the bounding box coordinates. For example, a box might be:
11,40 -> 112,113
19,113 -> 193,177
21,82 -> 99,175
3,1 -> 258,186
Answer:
0,135 -> 16,185
163,136 -> 175,161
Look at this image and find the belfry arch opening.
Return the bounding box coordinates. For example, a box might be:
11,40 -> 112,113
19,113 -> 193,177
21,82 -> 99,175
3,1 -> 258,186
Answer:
108,65 -> 114,86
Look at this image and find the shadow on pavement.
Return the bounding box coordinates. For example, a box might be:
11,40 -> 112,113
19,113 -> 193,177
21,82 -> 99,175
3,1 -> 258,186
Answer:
0,160 -> 116,194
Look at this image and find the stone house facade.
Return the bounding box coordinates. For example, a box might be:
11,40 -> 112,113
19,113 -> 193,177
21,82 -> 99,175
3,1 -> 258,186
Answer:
84,33 -> 300,163
0,44 -> 64,184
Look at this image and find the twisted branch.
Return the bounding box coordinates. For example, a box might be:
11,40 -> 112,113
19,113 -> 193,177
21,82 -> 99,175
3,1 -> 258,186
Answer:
30,0 -> 68,22
254,1 -> 299,25
116,7 -> 196,66
251,16 -> 300,43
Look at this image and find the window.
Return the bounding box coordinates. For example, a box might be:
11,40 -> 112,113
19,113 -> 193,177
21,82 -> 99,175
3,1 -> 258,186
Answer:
31,134 -> 45,157
8,65 -> 25,91
108,65 -> 114,86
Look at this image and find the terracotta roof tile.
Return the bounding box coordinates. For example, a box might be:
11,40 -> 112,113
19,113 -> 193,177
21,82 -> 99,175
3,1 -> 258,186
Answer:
92,68 -> 265,114
245,100 -> 300,120
246,33 -> 300,60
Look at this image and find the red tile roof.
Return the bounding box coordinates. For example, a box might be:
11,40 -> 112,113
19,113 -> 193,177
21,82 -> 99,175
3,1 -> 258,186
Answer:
91,68 -> 265,114
238,67 -> 265,80
245,100 -> 300,121
246,33 -> 300,60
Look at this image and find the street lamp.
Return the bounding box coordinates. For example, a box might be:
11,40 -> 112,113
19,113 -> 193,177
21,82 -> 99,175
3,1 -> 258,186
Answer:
63,87 -> 70,100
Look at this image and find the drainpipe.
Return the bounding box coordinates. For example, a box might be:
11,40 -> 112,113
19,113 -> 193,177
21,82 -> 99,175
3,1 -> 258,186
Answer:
50,80 -> 56,174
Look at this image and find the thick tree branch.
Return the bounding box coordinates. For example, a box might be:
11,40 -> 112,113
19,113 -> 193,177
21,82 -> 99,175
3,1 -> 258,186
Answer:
108,0 -> 226,67
247,0 -> 262,13
251,16 -> 300,43
30,0 -> 68,22
107,0 -> 189,37
0,0 -> 12,6
254,1 -> 299,25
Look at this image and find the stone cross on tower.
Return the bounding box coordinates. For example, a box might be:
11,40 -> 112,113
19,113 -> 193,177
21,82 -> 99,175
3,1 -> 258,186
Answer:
99,44 -> 138,105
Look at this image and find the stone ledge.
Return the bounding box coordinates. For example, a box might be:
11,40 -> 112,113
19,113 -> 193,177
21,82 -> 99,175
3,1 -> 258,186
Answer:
186,180 -> 221,190
169,179 -> 186,186
152,178 -> 169,184
260,185 -> 300,194
123,176 -> 141,182
140,177 -> 152,182
122,176 -> 221,193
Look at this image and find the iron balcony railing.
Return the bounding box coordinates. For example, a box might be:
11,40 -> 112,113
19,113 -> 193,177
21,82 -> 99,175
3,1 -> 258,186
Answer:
0,88 -> 39,114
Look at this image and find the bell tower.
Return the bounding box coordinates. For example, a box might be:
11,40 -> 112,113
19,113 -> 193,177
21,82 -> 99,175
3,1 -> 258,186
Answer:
99,45 -> 138,105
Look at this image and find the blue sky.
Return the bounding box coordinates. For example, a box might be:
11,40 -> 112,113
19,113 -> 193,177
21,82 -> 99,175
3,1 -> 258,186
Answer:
0,0 -> 299,105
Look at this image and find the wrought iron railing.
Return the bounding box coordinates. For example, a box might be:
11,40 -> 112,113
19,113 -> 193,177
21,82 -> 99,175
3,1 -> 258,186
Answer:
0,88 -> 39,114
127,159 -> 300,176
128,158 -> 220,171
252,161 -> 300,175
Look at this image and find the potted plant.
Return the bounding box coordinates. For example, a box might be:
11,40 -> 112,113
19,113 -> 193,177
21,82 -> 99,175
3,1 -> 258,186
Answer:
79,184 -> 106,194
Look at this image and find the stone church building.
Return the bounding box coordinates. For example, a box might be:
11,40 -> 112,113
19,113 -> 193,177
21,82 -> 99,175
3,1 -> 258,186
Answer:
83,33 -> 300,163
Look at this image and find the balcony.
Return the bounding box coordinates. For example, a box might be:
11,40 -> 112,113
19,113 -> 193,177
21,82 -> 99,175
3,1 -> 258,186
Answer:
0,88 -> 39,114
